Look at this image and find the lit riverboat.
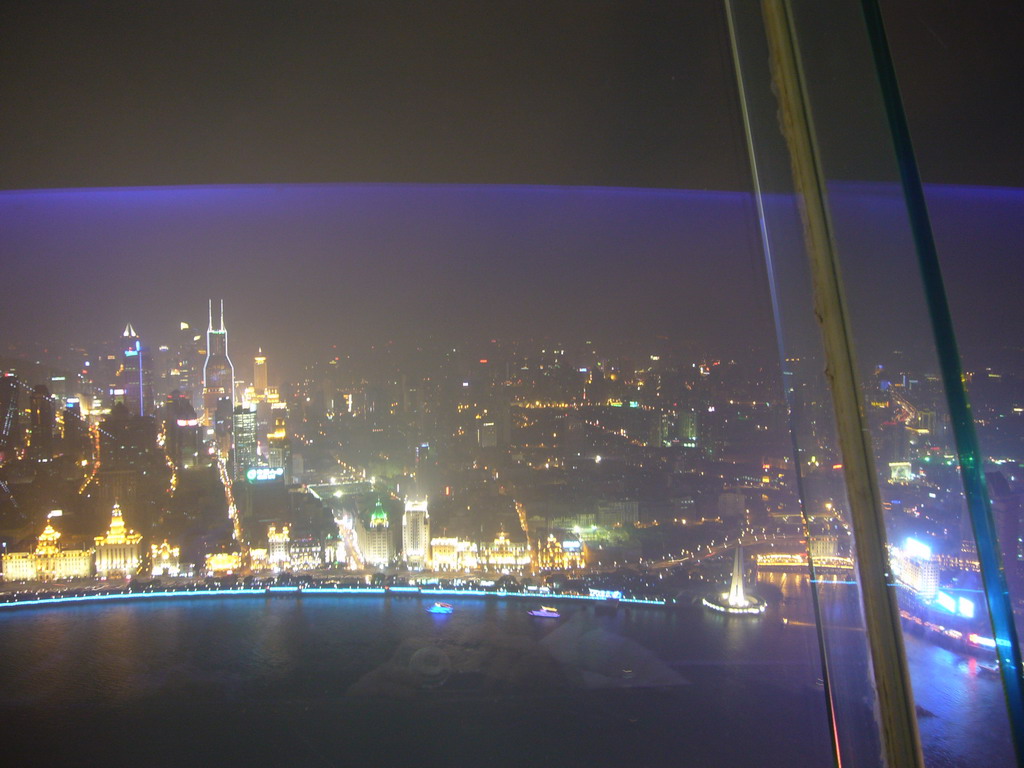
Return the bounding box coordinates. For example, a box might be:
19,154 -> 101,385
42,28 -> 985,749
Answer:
527,606 -> 560,618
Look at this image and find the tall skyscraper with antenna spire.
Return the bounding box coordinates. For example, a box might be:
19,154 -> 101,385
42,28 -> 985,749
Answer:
202,300 -> 235,425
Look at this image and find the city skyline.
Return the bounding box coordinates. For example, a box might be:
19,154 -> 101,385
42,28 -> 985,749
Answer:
2,182 -> 1023,385
1,3 -> 1022,764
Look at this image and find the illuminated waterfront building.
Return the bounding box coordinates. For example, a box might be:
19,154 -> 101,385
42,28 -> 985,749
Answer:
890,537 -> 940,601
288,535 -> 324,570
359,499 -> 393,568
249,547 -> 270,572
809,535 -> 840,560
402,499 -> 430,569
478,531 -> 531,573
268,524 -> 291,569
205,551 -> 242,576
202,300 -> 235,424
94,502 -> 143,578
2,520 -> 93,581
150,540 -> 182,577
429,537 -> 478,572
536,534 -> 586,571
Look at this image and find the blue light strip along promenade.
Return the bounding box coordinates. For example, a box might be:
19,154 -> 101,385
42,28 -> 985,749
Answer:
0,586 -> 665,610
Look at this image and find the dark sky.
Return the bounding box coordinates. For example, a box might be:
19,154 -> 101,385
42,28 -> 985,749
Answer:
0,1 -> 1021,380
1,1 -> 1021,190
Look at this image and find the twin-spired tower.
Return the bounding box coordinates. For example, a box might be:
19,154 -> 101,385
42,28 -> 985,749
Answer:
202,299 -> 235,423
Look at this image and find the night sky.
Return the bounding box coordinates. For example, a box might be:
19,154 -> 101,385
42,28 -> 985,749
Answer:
1,1 -> 1021,379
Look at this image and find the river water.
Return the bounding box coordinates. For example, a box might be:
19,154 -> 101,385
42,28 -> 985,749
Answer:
0,574 -> 1011,767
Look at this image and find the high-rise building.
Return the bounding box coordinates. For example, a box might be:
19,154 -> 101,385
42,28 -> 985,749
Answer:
162,391 -> 203,469
172,321 -> 203,410
254,349 -> 268,395
61,398 -> 90,462
231,405 -> 258,480
360,498 -> 393,568
202,300 -> 234,425
267,408 -> 292,479
121,322 -> 154,417
402,499 -> 430,568
29,384 -> 55,460
0,374 -> 21,462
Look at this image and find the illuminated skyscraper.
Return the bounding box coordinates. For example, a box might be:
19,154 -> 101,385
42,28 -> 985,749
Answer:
254,349 -> 268,394
231,404 -> 258,480
361,498 -> 393,567
121,322 -> 153,417
402,499 -> 430,569
161,322 -> 202,407
202,300 -> 235,424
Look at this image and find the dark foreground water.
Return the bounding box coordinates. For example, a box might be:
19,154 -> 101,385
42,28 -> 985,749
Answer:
0,577 -> 1011,768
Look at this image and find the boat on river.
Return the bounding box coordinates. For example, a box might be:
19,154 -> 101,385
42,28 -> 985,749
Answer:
528,606 -> 560,618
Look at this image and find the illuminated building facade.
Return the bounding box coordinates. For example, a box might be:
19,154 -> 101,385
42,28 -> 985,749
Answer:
249,547 -> 270,572
205,551 -> 241,576
478,531 -> 531,573
536,535 -> 586,571
360,499 -> 393,568
288,536 -> 323,570
2,521 -> 93,581
890,537 -> 940,601
253,349 -> 268,394
232,405 -> 258,480
121,322 -> 154,417
402,499 -> 430,569
94,502 -> 143,578
809,535 -> 840,560
266,408 -> 292,481
268,524 -> 290,569
202,299 -> 234,424
429,537 -> 478,572
150,540 -> 182,577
